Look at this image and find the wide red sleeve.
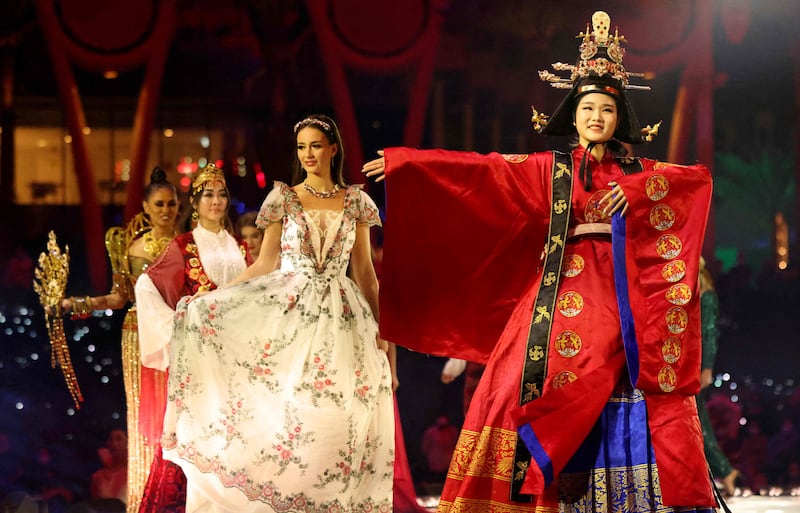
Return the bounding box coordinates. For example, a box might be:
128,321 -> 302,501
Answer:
612,162 -> 716,507
613,161 -> 712,396
379,148 -> 552,363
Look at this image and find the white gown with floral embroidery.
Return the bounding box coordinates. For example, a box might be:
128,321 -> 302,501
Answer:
161,182 -> 394,513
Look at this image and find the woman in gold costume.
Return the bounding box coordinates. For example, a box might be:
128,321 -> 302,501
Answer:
63,167 -> 179,512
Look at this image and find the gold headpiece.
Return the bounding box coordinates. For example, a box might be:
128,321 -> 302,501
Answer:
532,11 -> 659,144
192,162 -> 226,194
538,11 -> 650,92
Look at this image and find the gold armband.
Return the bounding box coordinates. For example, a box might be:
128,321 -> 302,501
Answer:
70,296 -> 94,320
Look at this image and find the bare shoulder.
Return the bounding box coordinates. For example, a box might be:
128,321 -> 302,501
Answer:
127,236 -> 147,259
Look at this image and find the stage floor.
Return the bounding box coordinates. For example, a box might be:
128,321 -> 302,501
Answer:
415,494 -> 800,512
724,495 -> 800,513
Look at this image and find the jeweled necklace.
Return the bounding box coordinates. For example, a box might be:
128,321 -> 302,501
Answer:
303,181 -> 340,199
143,230 -> 175,259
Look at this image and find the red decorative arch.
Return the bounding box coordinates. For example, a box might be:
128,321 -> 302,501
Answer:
35,0 -> 176,291
305,0 -> 449,184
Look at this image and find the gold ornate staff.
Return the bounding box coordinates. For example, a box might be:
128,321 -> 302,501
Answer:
32,231 -> 83,408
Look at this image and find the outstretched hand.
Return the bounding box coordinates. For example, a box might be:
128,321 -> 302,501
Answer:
187,289 -> 211,303
601,181 -> 629,217
362,150 -> 386,182
376,337 -> 389,353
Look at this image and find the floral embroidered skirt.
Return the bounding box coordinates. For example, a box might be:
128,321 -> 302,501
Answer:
161,272 -> 395,513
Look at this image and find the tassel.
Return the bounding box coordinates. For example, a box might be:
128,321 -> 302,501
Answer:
578,142 -> 596,191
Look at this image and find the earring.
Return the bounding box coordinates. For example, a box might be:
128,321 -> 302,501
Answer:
191,210 -> 199,222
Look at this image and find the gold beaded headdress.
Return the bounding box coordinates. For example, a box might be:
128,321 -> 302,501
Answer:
532,11 -> 660,144
191,162 -> 226,195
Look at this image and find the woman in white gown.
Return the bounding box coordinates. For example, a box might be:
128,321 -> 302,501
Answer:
161,114 -> 395,513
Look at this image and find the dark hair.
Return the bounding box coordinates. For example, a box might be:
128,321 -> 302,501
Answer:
291,114 -> 346,187
143,166 -> 177,200
235,211 -> 261,236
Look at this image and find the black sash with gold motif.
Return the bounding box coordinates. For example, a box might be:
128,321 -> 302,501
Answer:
510,150 -> 573,502
508,152 -> 642,501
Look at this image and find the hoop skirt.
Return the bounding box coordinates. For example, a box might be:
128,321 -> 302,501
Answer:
160,183 -> 395,513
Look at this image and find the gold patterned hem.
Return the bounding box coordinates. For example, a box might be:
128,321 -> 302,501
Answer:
121,309 -> 154,512
439,498 -> 559,513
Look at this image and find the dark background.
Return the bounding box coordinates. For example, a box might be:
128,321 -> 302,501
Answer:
0,0 -> 798,508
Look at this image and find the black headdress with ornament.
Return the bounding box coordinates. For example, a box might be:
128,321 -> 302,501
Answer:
531,11 -> 661,145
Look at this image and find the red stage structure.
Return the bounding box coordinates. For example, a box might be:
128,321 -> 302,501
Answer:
34,0 -> 176,291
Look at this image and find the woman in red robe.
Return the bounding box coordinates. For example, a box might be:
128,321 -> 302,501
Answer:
135,163 -> 249,513
364,10 -> 717,513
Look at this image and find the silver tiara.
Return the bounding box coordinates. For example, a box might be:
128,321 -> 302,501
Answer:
293,117 -> 332,133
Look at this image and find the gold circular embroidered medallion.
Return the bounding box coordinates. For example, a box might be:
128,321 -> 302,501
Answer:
584,190 -> 613,223
555,330 -> 582,358
649,204 -> 676,231
658,365 -> 677,392
557,291 -> 584,317
656,234 -> 683,260
552,371 -> 578,388
666,306 -> 689,334
661,260 -> 687,283
665,283 -> 692,305
661,336 -> 682,364
562,254 -> 585,278
502,154 -> 529,163
645,174 -> 669,201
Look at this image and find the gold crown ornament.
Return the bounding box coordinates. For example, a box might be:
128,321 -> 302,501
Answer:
532,10 -> 659,144
192,162 -> 226,194
538,11 -> 650,91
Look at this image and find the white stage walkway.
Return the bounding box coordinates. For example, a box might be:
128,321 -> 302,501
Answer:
724,495 -> 800,513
